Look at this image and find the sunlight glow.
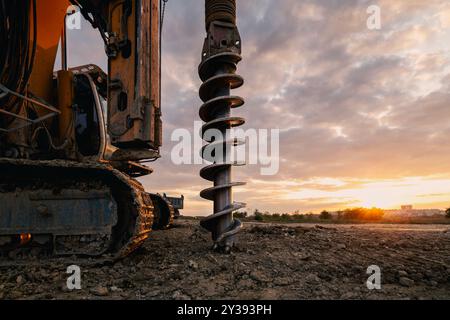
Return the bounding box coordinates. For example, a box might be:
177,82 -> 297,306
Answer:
284,177 -> 450,210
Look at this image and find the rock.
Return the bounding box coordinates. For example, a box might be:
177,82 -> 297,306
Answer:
145,290 -> 161,297
60,284 -> 71,293
299,254 -> 311,261
398,270 -> 408,277
274,277 -> 293,286
399,277 -> 414,287
293,251 -> 312,260
411,273 -> 423,281
110,286 -> 122,292
172,290 -> 191,300
305,273 -> 321,284
16,275 -> 24,285
337,244 -> 346,250
429,281 -> 438,287
188,260 -> 198,270
90,286 -> 109,296
340,292 -> 355,300
237,279 -> 254,289
9,291 -> 23,299
133,273 -> 148,282
250,271 -> 270,283
39,270 -> 49,278
259,289 -> 279,300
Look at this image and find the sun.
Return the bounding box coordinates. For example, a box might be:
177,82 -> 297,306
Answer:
356,189 -> 403,209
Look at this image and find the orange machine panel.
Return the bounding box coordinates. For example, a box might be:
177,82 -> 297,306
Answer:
107,0 -> 161,149
28,0 -> 69,108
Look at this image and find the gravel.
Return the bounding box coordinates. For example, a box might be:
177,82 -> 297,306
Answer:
0,219 -> 449,300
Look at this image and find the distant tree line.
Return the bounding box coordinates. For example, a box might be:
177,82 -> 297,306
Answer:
337,208 -> 384,221
235,207 -> 385,222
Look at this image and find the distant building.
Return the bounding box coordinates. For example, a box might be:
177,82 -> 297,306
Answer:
384,205 -> 444,217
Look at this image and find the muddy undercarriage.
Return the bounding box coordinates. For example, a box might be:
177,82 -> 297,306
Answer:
0,159 -> 172,263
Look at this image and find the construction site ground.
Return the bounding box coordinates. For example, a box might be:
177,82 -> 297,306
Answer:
0,218 -> 449,300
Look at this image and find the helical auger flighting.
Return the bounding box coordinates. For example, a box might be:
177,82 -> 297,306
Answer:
198,0 -> 246,253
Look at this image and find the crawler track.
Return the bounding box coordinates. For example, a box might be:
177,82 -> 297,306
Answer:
0,158 -> 154,264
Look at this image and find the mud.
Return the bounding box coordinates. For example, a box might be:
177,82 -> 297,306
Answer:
0,219 -> 449,300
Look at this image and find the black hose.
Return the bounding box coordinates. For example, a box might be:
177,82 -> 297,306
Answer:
0,0 -> 37,128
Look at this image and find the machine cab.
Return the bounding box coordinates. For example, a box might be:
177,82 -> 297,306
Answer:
70,65 -> 108,159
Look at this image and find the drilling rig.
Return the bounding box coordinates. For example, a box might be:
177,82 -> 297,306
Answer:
0,0 -> 244,260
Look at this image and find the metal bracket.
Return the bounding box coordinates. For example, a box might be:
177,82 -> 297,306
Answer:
202,21 -> 242,61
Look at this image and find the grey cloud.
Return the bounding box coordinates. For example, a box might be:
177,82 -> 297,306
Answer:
66,1 -> 450,214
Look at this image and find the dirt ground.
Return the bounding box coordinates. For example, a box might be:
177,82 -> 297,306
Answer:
0,219 -> 449,300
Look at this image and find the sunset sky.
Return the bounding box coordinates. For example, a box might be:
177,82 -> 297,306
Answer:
65,0 -> 450,215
